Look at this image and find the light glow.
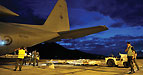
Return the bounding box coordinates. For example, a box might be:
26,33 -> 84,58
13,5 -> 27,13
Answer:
0,40 -> 6,46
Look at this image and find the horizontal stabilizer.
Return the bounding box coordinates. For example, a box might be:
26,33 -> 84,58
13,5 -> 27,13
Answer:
0,5 -> 19,16
48,25 -> 108,42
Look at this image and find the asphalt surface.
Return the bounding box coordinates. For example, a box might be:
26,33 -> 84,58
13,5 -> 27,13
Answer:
0,59 -> 143,75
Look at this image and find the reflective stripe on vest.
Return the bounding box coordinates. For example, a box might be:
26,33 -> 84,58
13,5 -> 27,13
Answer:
127,46 -> 133,56
18,49 -> 25,59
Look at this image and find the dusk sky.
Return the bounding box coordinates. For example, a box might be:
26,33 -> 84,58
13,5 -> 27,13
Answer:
0,0 -> 143,56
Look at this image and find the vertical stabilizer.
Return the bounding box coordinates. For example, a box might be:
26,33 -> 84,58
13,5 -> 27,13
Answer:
43,0 -> 70,32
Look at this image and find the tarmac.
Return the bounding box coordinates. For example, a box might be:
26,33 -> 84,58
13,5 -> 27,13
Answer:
0,59 -> 143,75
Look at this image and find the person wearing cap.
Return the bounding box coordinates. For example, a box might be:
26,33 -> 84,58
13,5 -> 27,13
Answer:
14,47 -> 27,71
125,42 -> 135,74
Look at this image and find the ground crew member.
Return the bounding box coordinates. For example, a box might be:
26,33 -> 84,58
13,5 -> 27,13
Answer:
36,52 -> 40,66
23,47 -> 28,65
28,52 -> 32,65
14,47 -> 27,71
29,51 -> 39,66
14,48 -> 20,55
125,42 -> 135,74
132,50 -> 140,71
32,50 -> 37,66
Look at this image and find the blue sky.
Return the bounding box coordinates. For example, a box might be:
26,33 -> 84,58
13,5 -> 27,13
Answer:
0,0 -> 143,56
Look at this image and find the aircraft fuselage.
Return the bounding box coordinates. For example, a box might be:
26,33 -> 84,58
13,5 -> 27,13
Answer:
0,22 -> 59,55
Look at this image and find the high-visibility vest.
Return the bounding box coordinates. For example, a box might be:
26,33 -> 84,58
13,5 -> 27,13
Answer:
18,49 -> 25,59
37,57 -> 40,60
127,46 -> 133,56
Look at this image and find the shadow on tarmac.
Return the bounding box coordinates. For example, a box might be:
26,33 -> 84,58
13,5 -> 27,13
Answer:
0,65 -> 14,71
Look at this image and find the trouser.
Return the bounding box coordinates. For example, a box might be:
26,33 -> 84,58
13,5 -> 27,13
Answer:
23,57 -> 29,65
29,58 -> 36,66
36,59 -> 39,66
33,58 -> 36,66
23,58 -> 26,65
15,58 -> 23,70
29,57 -> 32,65
33,59 -> 38,66
133,58 -> 139,70
29,59 -> 31,65
128,56 -> 134,72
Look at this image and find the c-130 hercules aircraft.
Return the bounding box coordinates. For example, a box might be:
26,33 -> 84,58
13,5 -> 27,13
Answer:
0,0 -> 108,55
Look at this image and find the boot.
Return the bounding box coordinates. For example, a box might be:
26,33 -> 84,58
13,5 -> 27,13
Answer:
13,69 -> 16,71
19,68 -> 22,71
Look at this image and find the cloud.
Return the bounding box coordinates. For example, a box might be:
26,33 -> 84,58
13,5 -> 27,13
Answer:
68,8 -> 106,28
57,35 -> 143,55
82,0 -> 143,27
0,0 -> 45,24
110,35 -> 143,40
110,22 -> 124,28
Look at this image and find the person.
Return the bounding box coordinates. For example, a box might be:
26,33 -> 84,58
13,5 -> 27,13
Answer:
23,48 -> 28,65
28,52 -> 32,65
125,42 -> 135,74
31,50 -> 37,66
36,52 -> 40,66
14,48 -> 20,55
14,47 -> 27,71
29,50 -> 39,66
132,50 -> 140,71
14,49 -> 17,55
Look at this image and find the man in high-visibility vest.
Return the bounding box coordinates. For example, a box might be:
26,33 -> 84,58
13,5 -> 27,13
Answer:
132,50 -> 139,71
14,47 -> 27,71
36,52 -> 40,66
125,42 -> 135,74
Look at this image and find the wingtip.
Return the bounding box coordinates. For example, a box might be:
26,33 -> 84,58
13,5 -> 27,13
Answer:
100,25 -> 109,30
12,13 -> 19,16
0,5 -> 20,17
104,25 -> 109,30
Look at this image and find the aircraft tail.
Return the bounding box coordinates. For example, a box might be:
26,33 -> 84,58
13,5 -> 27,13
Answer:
43,0 -> 70,32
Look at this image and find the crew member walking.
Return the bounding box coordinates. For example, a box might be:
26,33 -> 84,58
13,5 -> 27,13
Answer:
32,50 -> 37,66
14,47 -> 27,71
132,50 -> 140,71
125,42 -> 135,74
36,52 -> 40,66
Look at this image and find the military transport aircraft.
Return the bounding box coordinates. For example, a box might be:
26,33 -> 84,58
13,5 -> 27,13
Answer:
0,0 -> 108,55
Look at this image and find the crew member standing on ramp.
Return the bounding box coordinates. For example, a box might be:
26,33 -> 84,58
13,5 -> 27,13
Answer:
36,52 -> 40,66
125,42 -> 135,74
32,50 -> 37,66
14,47 -> 27,71
132,49 -> 140,71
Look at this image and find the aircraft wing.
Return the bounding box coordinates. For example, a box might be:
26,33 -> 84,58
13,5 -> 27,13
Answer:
48,25 -> 108,42
0,5 -> 19,16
